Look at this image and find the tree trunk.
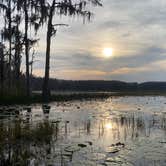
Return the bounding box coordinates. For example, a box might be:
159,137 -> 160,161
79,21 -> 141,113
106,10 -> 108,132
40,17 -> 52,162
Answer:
8,0 -> 12,88
14,24 -> 21,90
0,43 -> 4,95
42,18 -> 52,101
24,1 -> 30,97
42,1 -> 55,101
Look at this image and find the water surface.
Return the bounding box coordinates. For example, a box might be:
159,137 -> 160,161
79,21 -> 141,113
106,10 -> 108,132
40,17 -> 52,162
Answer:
0,96 -> 165,165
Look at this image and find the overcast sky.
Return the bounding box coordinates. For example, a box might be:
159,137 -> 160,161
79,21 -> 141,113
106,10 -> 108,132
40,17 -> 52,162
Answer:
31,0 -> 166,82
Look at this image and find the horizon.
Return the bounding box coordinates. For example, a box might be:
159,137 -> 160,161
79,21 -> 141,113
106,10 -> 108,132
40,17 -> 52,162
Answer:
31,75 -> 166,83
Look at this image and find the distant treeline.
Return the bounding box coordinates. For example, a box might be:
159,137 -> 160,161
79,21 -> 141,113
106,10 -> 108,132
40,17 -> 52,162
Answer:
31,77 -> 166,92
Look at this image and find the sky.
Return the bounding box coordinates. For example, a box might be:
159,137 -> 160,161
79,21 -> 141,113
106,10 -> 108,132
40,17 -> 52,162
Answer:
32,0 -> 166,82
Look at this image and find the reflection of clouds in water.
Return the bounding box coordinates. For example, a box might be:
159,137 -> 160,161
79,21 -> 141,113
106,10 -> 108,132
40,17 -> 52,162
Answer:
0,96 -> 165,165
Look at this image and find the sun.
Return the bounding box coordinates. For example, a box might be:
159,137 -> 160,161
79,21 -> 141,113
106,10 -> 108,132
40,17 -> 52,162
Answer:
103,48 -> 113,58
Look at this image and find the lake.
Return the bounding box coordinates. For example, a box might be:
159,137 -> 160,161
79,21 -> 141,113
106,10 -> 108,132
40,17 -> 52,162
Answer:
0,96 -> 165,166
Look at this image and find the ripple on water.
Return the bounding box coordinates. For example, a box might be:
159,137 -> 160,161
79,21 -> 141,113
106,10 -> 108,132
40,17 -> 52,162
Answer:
0,96 -> 166,166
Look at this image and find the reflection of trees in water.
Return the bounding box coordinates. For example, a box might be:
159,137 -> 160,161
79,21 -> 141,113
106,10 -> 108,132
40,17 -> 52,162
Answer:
86,119 -> 91,135
0,109 -> 71,165
161,112 -> 166,135
98,121 -> 104,138
0,107 -> 165,165
0,111 -> 55,165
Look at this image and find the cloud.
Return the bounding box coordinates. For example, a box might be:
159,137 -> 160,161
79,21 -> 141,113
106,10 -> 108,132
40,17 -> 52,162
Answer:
30,0 -> 166,81
33,68 -> 108,80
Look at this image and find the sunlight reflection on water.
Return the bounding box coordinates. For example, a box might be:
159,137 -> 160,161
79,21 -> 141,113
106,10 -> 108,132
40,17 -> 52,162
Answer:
0,96 -> 165,165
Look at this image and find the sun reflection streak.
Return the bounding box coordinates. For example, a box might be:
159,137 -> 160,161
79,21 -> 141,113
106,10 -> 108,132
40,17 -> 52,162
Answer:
105,122 -> 113,129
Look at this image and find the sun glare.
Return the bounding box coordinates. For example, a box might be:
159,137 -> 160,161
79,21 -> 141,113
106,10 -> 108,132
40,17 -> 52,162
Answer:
105,123 -> 113,129
103,48 -> 113,58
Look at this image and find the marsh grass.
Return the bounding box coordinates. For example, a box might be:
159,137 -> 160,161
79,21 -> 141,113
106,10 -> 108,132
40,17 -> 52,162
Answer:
0,118 -> 56,166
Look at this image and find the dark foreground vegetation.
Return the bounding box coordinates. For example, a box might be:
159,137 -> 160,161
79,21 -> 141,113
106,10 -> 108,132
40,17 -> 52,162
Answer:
1,89 -> 166,105
0,92 -> 111,105
0,0 -> 102,101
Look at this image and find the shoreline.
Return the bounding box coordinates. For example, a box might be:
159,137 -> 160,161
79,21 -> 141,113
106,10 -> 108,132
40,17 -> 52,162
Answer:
1,91 -> 166,105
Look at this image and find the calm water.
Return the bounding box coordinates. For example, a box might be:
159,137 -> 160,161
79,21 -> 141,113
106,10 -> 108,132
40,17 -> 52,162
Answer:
0,96 -> 166,166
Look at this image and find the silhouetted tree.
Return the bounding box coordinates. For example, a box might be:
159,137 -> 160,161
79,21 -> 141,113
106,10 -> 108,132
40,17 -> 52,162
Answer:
0,0 -> 103,100
0,0 -> 14,87
42,0 -> 102,101
24,0 -> 30,97
0,42 -> 5,94
15,0 -> 40,96
12,14 -> 23,84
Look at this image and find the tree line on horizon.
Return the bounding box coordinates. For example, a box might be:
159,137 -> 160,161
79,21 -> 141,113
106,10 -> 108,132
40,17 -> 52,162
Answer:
0,0 -> 102,101
31,77 -> 166,92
